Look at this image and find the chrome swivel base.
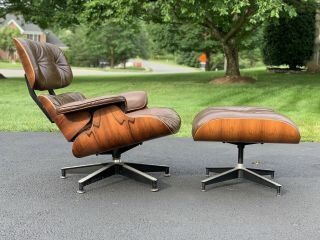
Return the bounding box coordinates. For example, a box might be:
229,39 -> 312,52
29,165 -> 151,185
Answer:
61,159 -> 170,194
201,143 -> 281,195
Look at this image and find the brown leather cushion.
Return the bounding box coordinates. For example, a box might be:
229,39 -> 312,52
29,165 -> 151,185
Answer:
13,38 -> 73,90
127,108 -> 181,134
192,107 -> 300,143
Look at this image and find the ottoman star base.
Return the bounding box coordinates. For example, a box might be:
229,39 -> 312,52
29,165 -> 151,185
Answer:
201,143 -> 281,195
192,106 -> 301,195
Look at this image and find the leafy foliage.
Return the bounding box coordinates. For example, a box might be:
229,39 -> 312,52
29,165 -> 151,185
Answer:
0,0 -> 311,77
60,23 -> 149,68
0,26 -> 21,60
262,0 -> 317,69
0,0 -> 86,28
147,23 -> 219,69
78,0 -> 298,76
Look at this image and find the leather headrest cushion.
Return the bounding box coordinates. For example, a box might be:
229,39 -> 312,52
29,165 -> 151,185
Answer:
13,38 -> 73,90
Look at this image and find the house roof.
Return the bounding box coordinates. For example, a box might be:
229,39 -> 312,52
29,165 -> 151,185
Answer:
0,14 -> 42,33
0,14 -> 68,48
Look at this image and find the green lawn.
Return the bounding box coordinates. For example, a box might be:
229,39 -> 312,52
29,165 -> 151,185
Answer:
0,70 -> 320,141
0,61 -> 22,69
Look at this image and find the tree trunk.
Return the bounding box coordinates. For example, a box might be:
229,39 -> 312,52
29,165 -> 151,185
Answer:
223,40 -> 240,76
110,47 -> 115,68
205,50 -> 211,71
289,63 -> 298,70
8,49 -> 14,63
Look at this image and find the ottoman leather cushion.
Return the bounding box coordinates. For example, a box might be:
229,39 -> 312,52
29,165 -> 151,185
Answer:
192,107 -> 300,143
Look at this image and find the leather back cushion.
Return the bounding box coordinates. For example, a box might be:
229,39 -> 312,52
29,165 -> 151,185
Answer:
13,38 -> 73,90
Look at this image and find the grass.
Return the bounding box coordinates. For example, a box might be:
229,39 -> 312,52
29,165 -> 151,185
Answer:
0,69 -> 320,141
0,61 -> 22,69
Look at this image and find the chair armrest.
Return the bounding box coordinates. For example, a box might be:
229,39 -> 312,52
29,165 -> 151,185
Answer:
119,91 -> 148,112
56,95 -> 126,114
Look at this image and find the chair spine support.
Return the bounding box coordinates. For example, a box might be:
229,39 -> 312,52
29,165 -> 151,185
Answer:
25,74 -> 54,123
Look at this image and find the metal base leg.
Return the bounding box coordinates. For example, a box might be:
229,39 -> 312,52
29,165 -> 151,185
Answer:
205,167 -> 233,176
247,168 -> 274,179
202,143 -> 282,195
61,162 -> 109,178
78,164 -> 115,194
122,164 -> 159,192
202,168 -> 239,191
125,162 -> 170,176
243,168 -> 281,195
202,166 -> 281,195
61,161 -> 169,193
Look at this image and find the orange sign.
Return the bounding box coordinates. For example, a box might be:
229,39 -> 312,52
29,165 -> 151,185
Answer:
199,53 -> 207,63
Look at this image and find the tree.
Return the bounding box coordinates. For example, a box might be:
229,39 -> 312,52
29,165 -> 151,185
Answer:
0,0 -> 307,81
80,0 -> 298,80
239,27 -> 264,68
0,0 -> 86,28
0,1 -> 149,68
147,23 -> 219,70
60,22 -> 149,68
0,27 -> 21,61
262,0 -> 317,70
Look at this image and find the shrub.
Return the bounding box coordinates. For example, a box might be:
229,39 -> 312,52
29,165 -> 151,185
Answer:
262,0 -> 317,70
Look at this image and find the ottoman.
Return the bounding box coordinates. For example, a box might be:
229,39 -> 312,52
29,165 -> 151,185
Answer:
192,107 -> 300,195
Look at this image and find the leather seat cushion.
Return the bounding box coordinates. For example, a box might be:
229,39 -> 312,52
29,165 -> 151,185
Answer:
192,107 -> 300,143
127,108 -> 181,134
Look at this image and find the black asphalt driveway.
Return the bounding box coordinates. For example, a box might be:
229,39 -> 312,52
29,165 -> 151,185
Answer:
1,133 -> 320,240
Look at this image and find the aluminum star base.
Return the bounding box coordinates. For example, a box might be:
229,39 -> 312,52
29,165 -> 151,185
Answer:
201,143 -> 281,195
61,159 -> 169,194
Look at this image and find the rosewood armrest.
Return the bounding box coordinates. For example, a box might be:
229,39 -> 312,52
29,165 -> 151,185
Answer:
56,95 -> 127,114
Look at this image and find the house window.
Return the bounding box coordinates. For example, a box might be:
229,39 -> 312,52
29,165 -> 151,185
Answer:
27,34 -> 40,41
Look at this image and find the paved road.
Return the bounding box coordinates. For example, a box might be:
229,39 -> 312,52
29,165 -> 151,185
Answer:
0,60 -> 198,78
140,59 -> 198,73
1,133 -> 320,240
